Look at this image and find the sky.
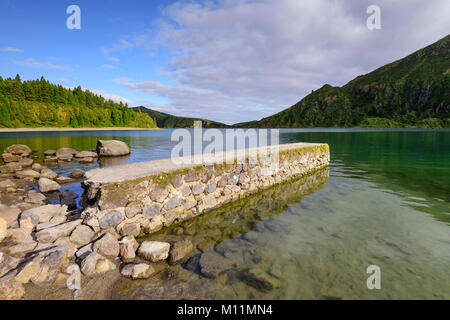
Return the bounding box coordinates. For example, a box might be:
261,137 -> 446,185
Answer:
0,0 -> 449,125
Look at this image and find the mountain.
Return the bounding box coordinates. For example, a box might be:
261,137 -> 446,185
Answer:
234,35 -> 450,128
132,106 -> 229,128
0,76 -> 157,128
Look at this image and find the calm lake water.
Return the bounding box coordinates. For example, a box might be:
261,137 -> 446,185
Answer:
1,129 -> 449,299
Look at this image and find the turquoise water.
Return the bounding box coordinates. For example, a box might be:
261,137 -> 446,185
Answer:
1,129 -> 449,299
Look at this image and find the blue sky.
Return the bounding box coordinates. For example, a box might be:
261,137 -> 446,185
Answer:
1,0 -> 449,124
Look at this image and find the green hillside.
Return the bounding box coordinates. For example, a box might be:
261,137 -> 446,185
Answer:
0,76 -> 157,128
234,35 -> 450,128
132,106 -> 229,128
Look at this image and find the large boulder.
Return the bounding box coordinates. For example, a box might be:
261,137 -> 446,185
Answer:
96,140 -> 130,157
4,144 -> 32,156
138,241 -> 170,262
38,178 -> 61,193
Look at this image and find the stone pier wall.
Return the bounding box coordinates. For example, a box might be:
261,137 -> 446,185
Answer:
81,143 -> 330,237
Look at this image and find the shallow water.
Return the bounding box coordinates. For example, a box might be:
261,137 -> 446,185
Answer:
1,129 -> 449,299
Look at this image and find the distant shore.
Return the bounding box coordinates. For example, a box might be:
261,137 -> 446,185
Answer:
0,127 -> 160,133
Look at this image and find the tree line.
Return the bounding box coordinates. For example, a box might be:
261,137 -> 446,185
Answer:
0,75 -> 157,128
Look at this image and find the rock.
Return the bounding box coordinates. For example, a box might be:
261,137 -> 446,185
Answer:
242,268 -> 281,291
120,263 -> 154,279
0,252 -> 20,278
164,196 -> 182,210
54,237 -> 77,257
119,236 -> 139,261
40,168 -> 58,179
120,222 -> 141,237
78,157 -> 94,164
21,204 -> 67,225
7,228 -> 33,243
75,151 -> 98,158
2,153 -> 21,163
69,225 -> 94,246
24,191 -> 46,204
149,187 -> 169,203
93,233 -> 120,258
56,148 -> 77,161
203,194 -> 217,210
31,249 -> 65,285
69,169 -> 85,179
18,158 -> 33,167
44,157 -> 58,163
44,150 -> 56,156
0,217 -> 7,243
0,179 -> 15,189
80,252 -> 116,277
98,210 -> 124,229
55,176 -> 74,184
31,163 -> 43,172
15,169 -> 40,179
59,191 -> 78,210
199,251 -> 236,278
0,277 -> 25,300
96,140 -> 130,157
4,144 -> 32,156
191,184 -> 205,195
35,219 -> 82,243
76,243 -> 93,260
143,203 -> 161,219
0,205 -> 21,227
138,241 -> 170,262
5,162 -> 22,173
41,178 -> 63,194
3,241 -> 38,258
207,181 -> 217,193
125,202 -> 141,218
169,239 -> 193,263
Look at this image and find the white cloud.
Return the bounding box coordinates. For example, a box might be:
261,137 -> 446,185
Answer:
0,47 -> 23,53
102,64 -> 117,69
13,58 -> 74,72
110,0 -> 450,124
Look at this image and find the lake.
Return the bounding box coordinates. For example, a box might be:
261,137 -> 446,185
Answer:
1,128 -> 449,299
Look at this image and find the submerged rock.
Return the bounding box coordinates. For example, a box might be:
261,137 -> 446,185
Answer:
96,140 -> 130,157
199,251 -> 236,278
59,191 -> 78,210
242,268 -> 281,291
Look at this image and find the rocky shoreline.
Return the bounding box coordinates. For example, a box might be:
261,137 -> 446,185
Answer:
0,141 -> 330,300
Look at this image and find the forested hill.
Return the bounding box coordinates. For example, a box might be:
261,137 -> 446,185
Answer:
132,106 -> 229,128
0,76 -> 157,128
234,35 -> 450,128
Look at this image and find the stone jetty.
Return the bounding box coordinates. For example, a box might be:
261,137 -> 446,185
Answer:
0,140 -> 329,300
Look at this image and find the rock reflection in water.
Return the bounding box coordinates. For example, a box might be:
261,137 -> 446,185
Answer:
111,168 -> 329,300
97,155 -> 130,167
